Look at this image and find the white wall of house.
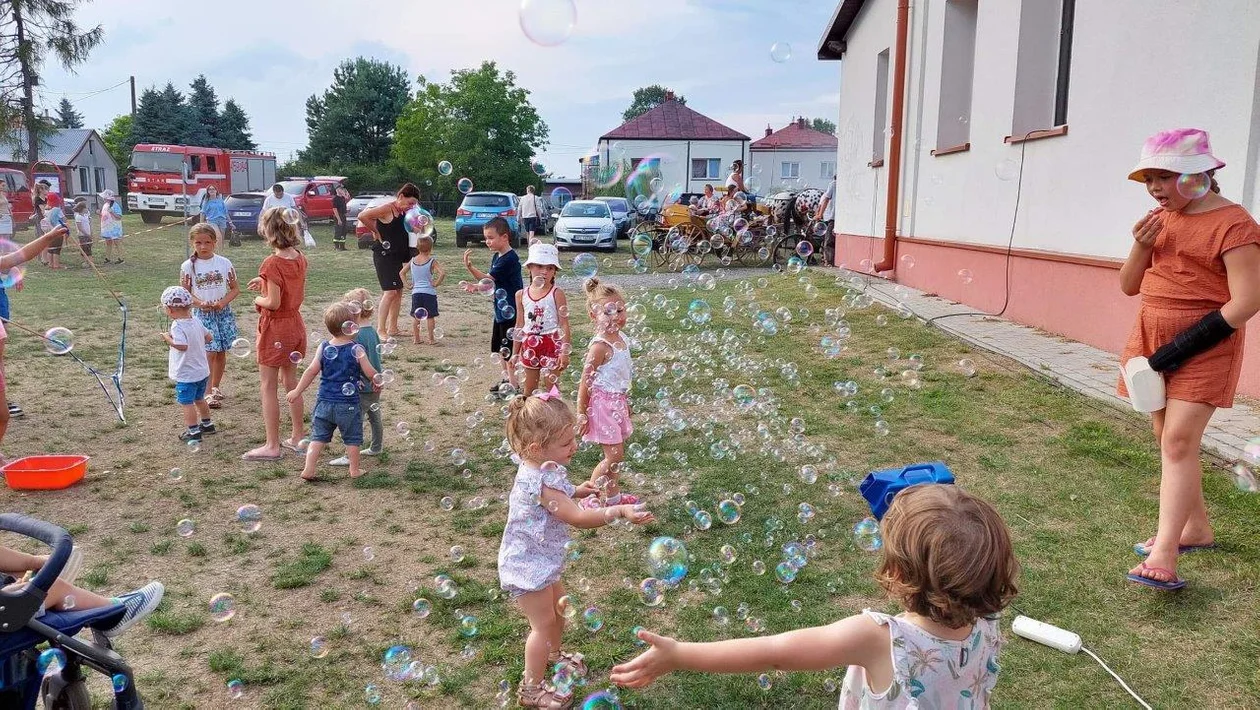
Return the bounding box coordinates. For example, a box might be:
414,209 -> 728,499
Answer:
834,0 -> 1260,259
597,138 -> 748,195
67,133 -> 120,202
750,148 -> 838,193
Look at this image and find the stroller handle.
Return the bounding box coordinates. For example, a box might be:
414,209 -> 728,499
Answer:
0,513 -> 72,596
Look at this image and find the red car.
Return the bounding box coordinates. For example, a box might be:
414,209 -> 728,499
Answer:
0,168 -> 36,228
275,176 -> 346,221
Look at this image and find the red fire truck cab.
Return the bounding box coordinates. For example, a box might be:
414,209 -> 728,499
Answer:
127,144 -> 277,224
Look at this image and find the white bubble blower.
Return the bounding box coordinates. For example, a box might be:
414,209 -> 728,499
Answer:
1011,615 -> 1152,709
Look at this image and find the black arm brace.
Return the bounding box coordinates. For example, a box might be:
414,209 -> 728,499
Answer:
1148,310 -> 1235,373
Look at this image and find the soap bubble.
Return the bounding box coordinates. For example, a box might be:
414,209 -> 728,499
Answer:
770,42 -> 792,63
413,307 -> 429,320
37,648 -> 66,675
799,465 -> 818,484
900,254 -> 915,269
712,605 -> 730,625
412,598 -> 432,617
775,562 -> 798,584
310,636 -> 329,658
1230,461 -> 1259,493
957,268 -> 974,284
43,327 -> 74,355
687,299 -> 712,325
168,467 -> 184,482
719,544 -> 737,564
796,240 -> 815,258
209,592 -> 237,622
631,234 -> 653,256
230,338 -> 251,358
288,351 -> 302,364
459,614 -> 479,637
582,606 -> 604,632
112,673 -> 128,692
440,496 -> 455,511
365,684 -> 381,704
383,645 -> 413,681
1243,437 -> 1260,466
959,358 -> 977,377
519,0 -> 576,46
693,510 -> 713,530
580,690 -> 623,709
752,560 -> 766,575
341,382 -> 357,397
573,253 -> 598,278
457,177 -> 474,194
450,545 -> 466,563
716,499 -> 741,524
176,518 -> 195,537
1176,172 -> 1211,200
639,577 -> 667,606
646,537 -> 688,584
437,160 -> 454,176
757,673 -> 773,690
363,546 -> 375,561
282,207 -> 302,225
994,159 -> 1019,181
236,504 -> 262,533
853,517 -> 883,551
228,679 -> 245,699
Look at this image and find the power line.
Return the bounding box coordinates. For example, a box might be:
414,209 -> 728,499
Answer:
38,78 -> 129,99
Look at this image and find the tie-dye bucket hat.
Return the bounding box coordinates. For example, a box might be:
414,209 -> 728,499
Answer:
1128,128 -> 1225,182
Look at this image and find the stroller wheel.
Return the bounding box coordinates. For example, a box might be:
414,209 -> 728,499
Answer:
40,674 -> 91,710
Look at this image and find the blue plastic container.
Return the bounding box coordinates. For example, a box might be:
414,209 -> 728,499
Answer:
860,461 -> 955,520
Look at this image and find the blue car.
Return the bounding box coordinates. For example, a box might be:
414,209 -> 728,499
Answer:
225,191 -> 267,241
455,192 -> 523,248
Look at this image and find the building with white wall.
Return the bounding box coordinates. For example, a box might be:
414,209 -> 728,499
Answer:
818,0 -> 1260,397
592,94 -> 749,199
751,118 -> 840,193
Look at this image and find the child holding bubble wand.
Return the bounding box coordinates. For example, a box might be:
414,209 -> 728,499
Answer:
512,242 -> 572,396
611,485 -> 1017,708
242,207 -> 308,461
575,277 -> 639,507
1117,129 -> 1260,590
499,390 -> 653,708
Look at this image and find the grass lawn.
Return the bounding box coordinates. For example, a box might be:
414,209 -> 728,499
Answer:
1,214 -> 1257,708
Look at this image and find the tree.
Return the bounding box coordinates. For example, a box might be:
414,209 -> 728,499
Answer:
621,85 -> 685,122
301,57 -> 410,165
216,99 -> 255,150
0,0 -> 103,161
185,74 -> 218,147
100,112 -> 131,181
809,117 -> 836,135
54,97 -> 82,128
129,83 -> 191,146
393,61 -> 549,197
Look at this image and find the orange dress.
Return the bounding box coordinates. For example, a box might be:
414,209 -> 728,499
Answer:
255,253 -> 308,367
1118,204 -> 1260,408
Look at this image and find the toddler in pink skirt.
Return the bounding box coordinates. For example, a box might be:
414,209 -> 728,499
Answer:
576,277 -> 639,507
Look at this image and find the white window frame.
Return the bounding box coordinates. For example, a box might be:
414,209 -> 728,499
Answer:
691,158 -> 720,180
820,161 -> 836,179
77,166 -> 89,194
873,48 -> 890,163
780,162 -> 800,179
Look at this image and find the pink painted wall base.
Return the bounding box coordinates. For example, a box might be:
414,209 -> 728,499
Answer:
833,232 -> 1260,399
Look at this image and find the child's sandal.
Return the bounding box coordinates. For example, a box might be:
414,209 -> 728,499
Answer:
517,683 -> 572,709
555,650 -> 587,678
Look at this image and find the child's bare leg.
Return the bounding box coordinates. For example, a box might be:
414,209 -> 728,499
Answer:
500,354 -> 517,389
208,351 -> 226,391
194,398 -> 211,423
346,445 -> 362,478
427,318 -> 437,344
0,377 -> 10,452
181,403 -> 199,429
300,441 -> 325,480
522,369 -> 540,397
412,318 -> 421,344
280,364 -> 304,442
549,581 -> 567,654
245,366 -> 282,458
2,579 -> 111,610
517,587 -> 561,687
590,443 -> 624,496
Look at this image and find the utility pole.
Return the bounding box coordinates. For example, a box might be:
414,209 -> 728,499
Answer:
129,76 -> 136,116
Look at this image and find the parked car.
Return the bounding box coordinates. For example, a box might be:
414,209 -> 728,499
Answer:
0,168 -> 34,229
346,192 -> 390,226
553,200 -> 617,252
354,196 -> 441,249
592,196 -> 632,238
276,175 -> 346,221
225,191 -> 267,240
455,192 -> 522,247
539,197 -> 559,235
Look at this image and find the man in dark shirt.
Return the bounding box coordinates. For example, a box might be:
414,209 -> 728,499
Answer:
332,185 -> 349,251
462,217 -> 522,394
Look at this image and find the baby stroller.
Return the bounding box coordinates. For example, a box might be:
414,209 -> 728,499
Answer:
0,514 -> 144,709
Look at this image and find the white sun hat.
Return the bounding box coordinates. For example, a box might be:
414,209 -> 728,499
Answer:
524,242 -> 562,269
161,285 -> 194,308
1128,128 -> 1225,182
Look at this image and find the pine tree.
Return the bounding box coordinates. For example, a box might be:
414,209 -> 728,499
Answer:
54,98 -> 84,128
129,84 -> 187,145
186,74 -> 219,146
217,99 -> 255,151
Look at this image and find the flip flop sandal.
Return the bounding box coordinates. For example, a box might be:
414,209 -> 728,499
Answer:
1126,562 -> 1187,590
1133,538 -> 1218,557
281,438 -> 308,453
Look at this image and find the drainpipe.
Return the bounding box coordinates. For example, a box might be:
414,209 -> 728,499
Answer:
875,0 -> 912,274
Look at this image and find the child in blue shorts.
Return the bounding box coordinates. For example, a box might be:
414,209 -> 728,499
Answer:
287,301 -> 383,481
159,286 -> 216,443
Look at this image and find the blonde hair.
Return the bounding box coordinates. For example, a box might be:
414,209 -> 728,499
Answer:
189,222 -> 221,243
259,206 -> 300,250
875,485 -> 1019,628
343,287 -> 375,317
506,394 -> 575,457
415,236 -> 433,255
583,276 -> 624,310
72,199 -> 89,213
323,301 -> 358,337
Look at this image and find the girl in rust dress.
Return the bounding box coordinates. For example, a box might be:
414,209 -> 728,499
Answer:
242,207 -> 309,461
1118,129 -> 1260,590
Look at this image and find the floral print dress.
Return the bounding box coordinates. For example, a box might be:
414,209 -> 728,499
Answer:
497,461 -> 576,598
840,610 -> 1002,710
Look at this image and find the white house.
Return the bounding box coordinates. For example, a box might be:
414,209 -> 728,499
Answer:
592,93 -> 750,198
750,118 -> 840,193
0,128 -> 120,208
818,0 -> 1260,397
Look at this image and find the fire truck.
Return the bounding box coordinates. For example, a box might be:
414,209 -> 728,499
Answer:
126,144 -> 277,224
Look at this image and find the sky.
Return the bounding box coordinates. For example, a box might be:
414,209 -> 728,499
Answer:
37,0 -> 841,181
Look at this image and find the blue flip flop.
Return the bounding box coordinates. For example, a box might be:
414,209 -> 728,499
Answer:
1133,539 -> 1218,557
1127,562 -> 1186,590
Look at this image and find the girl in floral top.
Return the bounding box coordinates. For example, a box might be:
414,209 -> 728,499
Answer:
611,485 -> 1019,709
498,390 -> 654,708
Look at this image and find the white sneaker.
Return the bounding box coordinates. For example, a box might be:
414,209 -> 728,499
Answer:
102,582 -> 164,638
362,448 -> 382,456
329,456 -> 350,466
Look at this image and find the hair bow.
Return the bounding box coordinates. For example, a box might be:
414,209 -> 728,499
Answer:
535,385 -> 562,402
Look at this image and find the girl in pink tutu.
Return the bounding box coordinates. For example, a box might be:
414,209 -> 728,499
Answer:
575,277 -> 639,507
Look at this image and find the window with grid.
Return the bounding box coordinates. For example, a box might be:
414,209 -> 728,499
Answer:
691,158 -> 720,179
820,161 -> 836,179
780,162 -> 800,179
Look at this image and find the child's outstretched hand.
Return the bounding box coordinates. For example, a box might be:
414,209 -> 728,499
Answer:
246,276 -> 264,292
573,481 -> 599,499
284,389 -> 300,403
610,629 -> 679,688
619,504 -> 654,525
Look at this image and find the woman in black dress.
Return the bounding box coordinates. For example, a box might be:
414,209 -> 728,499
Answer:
357,182 -> 421,336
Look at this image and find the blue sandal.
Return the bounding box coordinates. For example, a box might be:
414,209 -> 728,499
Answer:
1127,562 -> 1186,590
1133,538 -> 1217,557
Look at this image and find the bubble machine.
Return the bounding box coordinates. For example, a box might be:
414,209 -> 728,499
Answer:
859,461 -> 954,520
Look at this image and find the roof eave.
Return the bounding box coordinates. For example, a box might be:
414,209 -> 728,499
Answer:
817,0 -> 868,60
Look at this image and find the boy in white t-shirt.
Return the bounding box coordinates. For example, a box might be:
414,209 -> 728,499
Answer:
159,286 -> 216,443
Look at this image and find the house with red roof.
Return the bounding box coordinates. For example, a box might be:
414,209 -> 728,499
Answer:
587,92 -> 750,199
751,118 -> 839,192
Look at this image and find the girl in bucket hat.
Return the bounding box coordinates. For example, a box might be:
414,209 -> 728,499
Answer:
1117,128 -> 1260,590
513,242 -> 572,396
